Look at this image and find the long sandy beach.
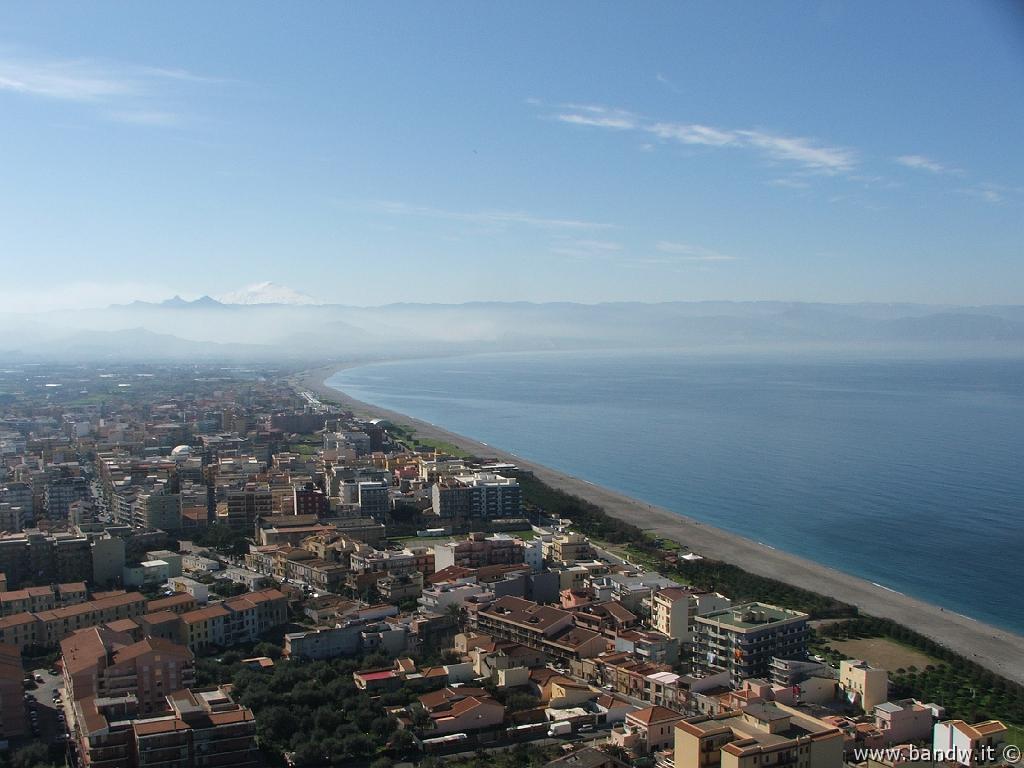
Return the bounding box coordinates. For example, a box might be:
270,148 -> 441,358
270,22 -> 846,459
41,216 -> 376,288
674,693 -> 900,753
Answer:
294,363 -> 1024,686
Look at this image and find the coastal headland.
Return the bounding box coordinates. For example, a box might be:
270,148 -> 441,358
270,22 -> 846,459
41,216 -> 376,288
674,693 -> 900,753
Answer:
295,362 -> 1024,686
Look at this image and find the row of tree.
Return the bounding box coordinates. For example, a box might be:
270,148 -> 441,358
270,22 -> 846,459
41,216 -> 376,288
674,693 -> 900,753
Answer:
517,472 -> 856,618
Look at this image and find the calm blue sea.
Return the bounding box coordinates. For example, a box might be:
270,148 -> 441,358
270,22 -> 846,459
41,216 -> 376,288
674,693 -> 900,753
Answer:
327,351 -> 1024,635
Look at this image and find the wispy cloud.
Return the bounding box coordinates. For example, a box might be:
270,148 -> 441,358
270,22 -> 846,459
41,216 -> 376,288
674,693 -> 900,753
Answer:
895,154 -> 958,175
0,51 -> 224,126
546,102 -> 856,173
549,239 -> 623,258
958,183 -> 1006,205
737,130 -> 855,172
554,104 -> 638,130
106,109 -> 184,126
655,72 -> 682,94
370,200 -> 612,230
766,177 -> 812,189
0,57 -> 135,101
648,122 -> 737,147
547,237 -> 737,268
556,112 -> 637,130
655,241 -> 738,261
138,66 -> 232,85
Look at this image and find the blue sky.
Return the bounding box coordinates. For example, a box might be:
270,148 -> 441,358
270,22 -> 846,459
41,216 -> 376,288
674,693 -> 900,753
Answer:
1,2 -> 1022,309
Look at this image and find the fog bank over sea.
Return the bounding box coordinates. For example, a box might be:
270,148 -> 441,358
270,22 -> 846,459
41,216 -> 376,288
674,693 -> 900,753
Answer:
328,350 -> 1024,635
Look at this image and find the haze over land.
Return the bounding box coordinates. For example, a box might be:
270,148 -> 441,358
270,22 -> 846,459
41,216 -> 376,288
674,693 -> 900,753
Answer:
2,291 -> 1024,361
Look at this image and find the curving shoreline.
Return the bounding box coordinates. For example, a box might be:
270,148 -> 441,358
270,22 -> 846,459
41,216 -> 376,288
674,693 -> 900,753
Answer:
293,362 -> 1024,686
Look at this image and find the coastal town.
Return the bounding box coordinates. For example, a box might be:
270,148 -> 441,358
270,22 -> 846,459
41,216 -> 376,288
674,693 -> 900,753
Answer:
0,363 -> 1019,768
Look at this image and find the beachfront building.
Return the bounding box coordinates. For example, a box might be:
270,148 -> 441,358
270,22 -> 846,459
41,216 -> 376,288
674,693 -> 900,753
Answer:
839,659 -> 889,713
431,473 -> 522,523
932,719 -> 1008,766
651,586 -> 732,646
545,532 -> 595,565
872,699 -> 937,745
692,603 -> 809,686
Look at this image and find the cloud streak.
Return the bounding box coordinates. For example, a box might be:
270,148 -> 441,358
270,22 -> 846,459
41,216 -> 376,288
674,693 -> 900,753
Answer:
0,57 -> 135,101
0,51 -> 223,126
554,104 -> 638,130
655,241 -> 738,261
547,103 -> 856,172
549,239 -> 623,258
106,109 -> 185,126
370,200 -> 612,230
895,154 -> 958,175
957,182 -> 1016,205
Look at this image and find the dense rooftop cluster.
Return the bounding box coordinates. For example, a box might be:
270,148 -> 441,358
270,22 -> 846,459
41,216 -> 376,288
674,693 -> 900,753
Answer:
0,363 -> 1013,768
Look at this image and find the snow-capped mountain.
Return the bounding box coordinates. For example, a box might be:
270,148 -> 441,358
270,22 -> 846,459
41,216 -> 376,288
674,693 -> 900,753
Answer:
217,281 -> 324,306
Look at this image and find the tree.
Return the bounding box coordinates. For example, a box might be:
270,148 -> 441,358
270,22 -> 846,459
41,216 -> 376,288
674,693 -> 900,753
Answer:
339,733 -> 374,758
194,523 -> 250,556
11,743 -> 58,768
257,705 -> 300,748
445,602 -> 464,626
291,742 -> 323,767
388,729 -> 417,759
253,641 -> 283,660
411,707 -> 431,728
212,580 -> 247,597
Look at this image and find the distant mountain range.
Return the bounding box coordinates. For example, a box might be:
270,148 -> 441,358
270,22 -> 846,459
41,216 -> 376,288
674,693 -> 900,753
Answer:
2,289 -> 1023,361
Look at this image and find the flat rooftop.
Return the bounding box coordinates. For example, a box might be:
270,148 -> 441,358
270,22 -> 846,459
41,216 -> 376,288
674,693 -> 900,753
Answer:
698,602 -> 807,630
679,703 -> 838,752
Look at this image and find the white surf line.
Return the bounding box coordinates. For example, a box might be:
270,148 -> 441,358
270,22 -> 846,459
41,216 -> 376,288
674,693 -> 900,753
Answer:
871,582 -> 904,595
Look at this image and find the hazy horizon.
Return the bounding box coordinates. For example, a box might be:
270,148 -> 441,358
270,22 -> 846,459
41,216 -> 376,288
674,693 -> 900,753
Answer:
3,295 -> 1024,362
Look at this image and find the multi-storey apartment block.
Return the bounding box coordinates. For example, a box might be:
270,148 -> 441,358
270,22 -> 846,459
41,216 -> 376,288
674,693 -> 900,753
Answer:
692,603 -> 809,685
